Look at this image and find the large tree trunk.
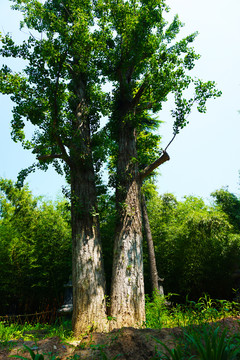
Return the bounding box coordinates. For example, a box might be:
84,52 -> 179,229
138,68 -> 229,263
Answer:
110,124 -> 145,329
141,194 -> 164,296
71,163 -> 107,335
70,85 -> 107,335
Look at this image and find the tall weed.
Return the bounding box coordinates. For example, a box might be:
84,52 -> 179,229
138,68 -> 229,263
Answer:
154,325 -> 240,360
145,293 -> 238,330
185,326 -> 240,360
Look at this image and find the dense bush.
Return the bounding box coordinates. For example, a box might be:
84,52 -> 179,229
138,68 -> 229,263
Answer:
1,176 -> 239,314
0,179 -> 71,315
211,188 -> 240,232
145,192 -> 240,301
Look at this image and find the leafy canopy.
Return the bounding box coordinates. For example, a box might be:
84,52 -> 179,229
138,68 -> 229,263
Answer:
0,0 -> 110,185
93,0 -> 222,183
0,0 -> 221,189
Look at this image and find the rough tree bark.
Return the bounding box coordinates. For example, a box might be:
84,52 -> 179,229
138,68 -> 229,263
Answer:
70,81 -> 107,335
110,123 -> 145,329
71,165 -> 107,334
109,100 -> 171,327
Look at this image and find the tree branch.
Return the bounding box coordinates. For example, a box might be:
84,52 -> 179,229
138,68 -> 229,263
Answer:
37,154 -> 63,161
131,81 -> 147,109
140,151 -> 170,181
164,133 -> 176,152
53,131 -> 71,166
52,54 -> 72,167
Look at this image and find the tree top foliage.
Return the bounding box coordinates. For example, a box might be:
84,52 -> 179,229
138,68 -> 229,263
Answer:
0,0 -> 221,187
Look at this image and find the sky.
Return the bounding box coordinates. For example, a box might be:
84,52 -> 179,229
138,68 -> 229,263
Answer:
0,0 -> 240,202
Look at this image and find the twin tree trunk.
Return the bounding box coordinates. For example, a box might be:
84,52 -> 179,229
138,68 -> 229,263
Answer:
71,145 -> 169,333
110,124 -> 145,329
70,91 -> 169,333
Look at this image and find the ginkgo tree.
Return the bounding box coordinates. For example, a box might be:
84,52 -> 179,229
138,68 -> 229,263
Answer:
0,0 -> 109,334
0,0 -> 221,334
95,0 -> 221,328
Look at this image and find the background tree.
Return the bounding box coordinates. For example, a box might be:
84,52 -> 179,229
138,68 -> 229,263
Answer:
211,189 -> 240,233
142,192 -> 164,295
0,178 -> 71,315
147,193 -> 240,300
0,0 -> 110,334
96,0 -> 221,328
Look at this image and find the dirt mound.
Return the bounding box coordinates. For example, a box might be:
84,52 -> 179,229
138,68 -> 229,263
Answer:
71,327 -> 182,360
1,317 -> 240,360
0,337 -> 67,360
0,327 -> 182,360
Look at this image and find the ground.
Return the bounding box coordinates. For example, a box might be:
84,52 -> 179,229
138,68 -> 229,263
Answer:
1,317 -> 240,360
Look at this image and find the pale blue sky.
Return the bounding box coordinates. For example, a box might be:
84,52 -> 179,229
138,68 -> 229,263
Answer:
158,0 -> 240,202
0,0 -> 240,202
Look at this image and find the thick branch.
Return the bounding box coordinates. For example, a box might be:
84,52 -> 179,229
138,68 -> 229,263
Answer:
140,151 -> 170,181
51,52 -> 72,168
38,154 -> 63,161
131,81 -> 147,109
53,132 -> 71,166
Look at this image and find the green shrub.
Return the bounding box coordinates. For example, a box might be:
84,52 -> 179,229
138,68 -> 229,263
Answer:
0,179 -> 71,314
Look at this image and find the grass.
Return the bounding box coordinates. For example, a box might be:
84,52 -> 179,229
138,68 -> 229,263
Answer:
145,293 -> 240,359
0,319 -> 73,345
0,319 -> 76,359
145,293 -> 240,329
1,295 -> 240,359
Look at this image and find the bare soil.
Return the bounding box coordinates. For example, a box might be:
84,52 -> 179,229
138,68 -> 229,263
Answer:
1,317 -> 240,360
